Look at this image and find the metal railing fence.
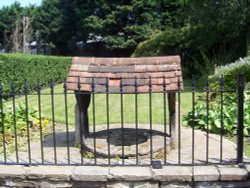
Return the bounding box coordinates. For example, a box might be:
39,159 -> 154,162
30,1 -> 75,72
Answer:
0,74 -> 247,166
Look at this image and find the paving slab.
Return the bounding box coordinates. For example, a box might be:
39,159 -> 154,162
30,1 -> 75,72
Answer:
244,164 -> 250,178
109,167 -> 151,181
152,166 -> 192,182
27,166 -> 75,181
193,166 -> 219,181
0,165 -> 25,179
218,165 -> 248,181
72,166 -> 109,182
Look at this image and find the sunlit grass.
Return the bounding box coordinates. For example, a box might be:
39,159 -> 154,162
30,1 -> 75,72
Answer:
4,84 -> 194,127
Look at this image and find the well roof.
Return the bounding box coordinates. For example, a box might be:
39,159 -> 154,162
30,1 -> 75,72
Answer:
66,56 -> 183,93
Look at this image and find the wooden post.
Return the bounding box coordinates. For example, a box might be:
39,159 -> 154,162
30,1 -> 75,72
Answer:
75,92 -> 91,140
168,92 -> 177,149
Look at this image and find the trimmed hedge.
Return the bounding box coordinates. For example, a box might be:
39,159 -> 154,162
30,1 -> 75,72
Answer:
0,53 -> 72,94
209,56 -> 250,90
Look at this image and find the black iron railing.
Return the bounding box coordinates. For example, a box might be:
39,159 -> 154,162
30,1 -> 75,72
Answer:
0,74 -> 247,166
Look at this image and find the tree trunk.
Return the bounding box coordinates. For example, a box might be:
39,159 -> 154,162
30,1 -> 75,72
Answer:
22,16 -> 32,54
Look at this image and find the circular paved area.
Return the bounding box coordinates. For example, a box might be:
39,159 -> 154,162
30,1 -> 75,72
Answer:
84,124 -> 170,158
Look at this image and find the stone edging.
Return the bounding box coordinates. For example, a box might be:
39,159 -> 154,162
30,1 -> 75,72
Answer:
0,164 -> 250,187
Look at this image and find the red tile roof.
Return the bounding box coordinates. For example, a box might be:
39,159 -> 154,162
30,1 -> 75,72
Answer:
67,56 -> 183,93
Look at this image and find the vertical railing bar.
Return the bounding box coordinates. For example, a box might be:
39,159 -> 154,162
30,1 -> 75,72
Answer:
220,76 -> 224,163
206,78 -> 210,163
0,82 -> 6,163
64,80 -> 70,164
50,80 -> 57,164
237,73 -> 244,163
106,77 -> 111,165
192,76 -> 195,165
149,76 -> 153,164
177,77 -> 181,164
77,77 -> 84,164
24,81 -> 31,164
37,80 -> 44,164
169,89 -> 172,137
163,76 -> 167,165
91,77 -> 97,165
120,77 -> 125,165
11,82 -> 19,163
135,77 -> 139,165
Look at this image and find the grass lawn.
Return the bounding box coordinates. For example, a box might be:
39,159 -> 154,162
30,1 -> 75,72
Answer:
4,84 -> 193,127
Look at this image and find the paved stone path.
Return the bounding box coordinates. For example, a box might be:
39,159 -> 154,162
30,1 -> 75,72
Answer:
2,124 -> 249,165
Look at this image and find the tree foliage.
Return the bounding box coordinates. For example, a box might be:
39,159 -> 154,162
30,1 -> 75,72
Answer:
82,0 -> 185,52
134,0 -> 249,77
32,0 -> 77,55
31,0 -> 186,55
188,0 -> 248,59
0,0 -> 249,74
186,0 -> 249,77
132,26 -> 188,57
0,3 -> 36,52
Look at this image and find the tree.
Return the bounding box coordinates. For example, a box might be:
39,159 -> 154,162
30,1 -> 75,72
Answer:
32,0 -> 77,55
30,0 -> 186,56
80,0 -> 185,55
0,3 -> 36,53
132,26 -> 188,57
187,0 -> 249,61
0,2 -> 23,51
134,0 -> 250,77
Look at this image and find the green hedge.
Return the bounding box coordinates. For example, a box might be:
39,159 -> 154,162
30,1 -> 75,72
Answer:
209,56 -> 250,90
0,53 -> 72,94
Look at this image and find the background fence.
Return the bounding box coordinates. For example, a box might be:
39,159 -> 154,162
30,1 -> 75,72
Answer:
0,74 -> 248,166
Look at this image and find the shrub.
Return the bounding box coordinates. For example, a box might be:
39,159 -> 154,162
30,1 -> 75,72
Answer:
209,57 -> 250,90
0,103 -> 50,154
184,91 -> 250,136
0,53 -> 72,94
0,103 -> 49,135
184,56 -> 250,136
